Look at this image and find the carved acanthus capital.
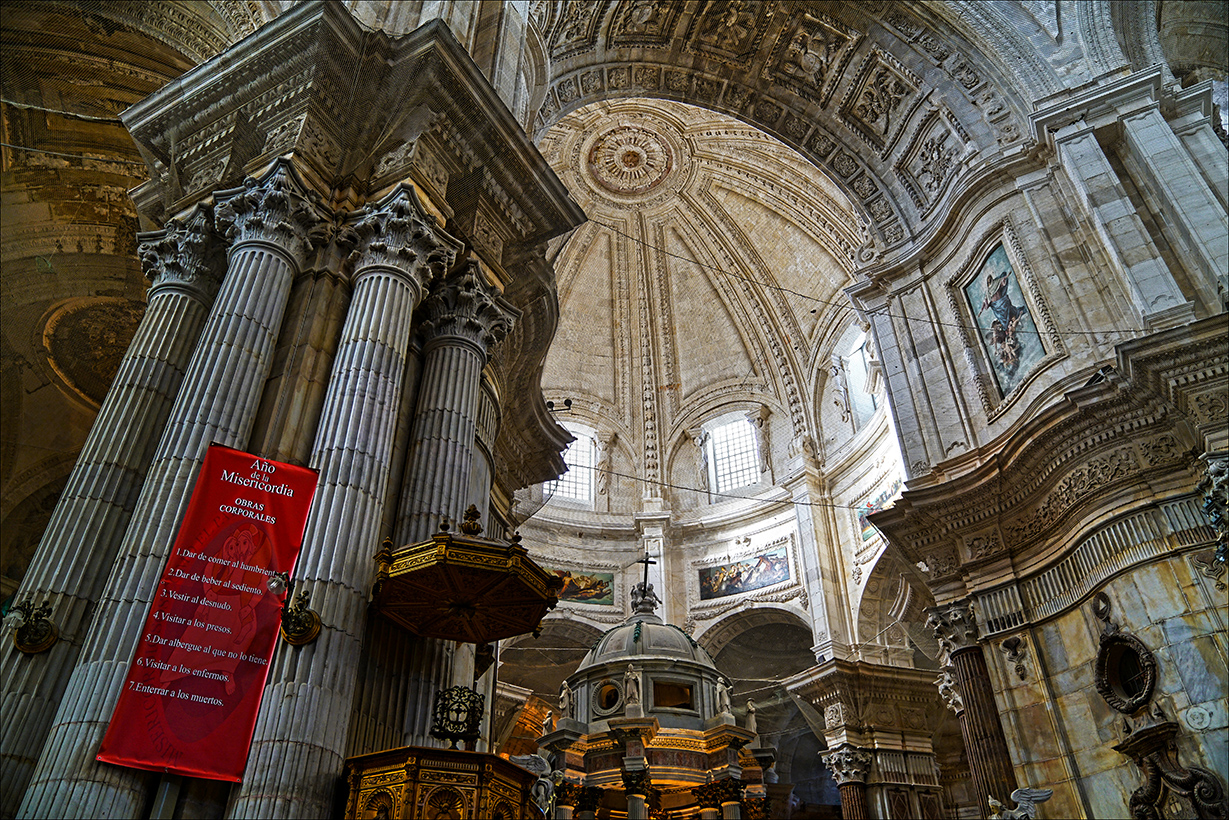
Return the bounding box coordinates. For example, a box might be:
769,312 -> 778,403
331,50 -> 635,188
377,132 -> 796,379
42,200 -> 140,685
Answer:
419,260 -> 519,357
1198,453 -> 1227,566
214,160 -> 329,265
821,745 -> 873,785
927,600 -> 980,661
691,778 -> 744,807
340,184 -> 461,289
935,666 -> 965,715
139,204 -> 224,303
621,767 -> 652,797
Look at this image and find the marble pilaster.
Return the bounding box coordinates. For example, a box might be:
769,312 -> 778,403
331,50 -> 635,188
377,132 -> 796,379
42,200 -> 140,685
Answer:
227,185 -> 457,819
0,205 -> 223,819
1053,122 -> 1194,329
18,160 -> 325,820
928,601 -> 1018,819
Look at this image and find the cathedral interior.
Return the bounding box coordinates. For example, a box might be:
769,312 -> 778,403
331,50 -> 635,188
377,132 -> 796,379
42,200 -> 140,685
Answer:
1,1 -> 1226,819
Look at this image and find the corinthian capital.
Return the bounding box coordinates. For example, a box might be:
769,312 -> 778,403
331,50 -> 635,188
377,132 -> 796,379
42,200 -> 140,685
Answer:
927,600 -> 980,661
419,260 -> 520,357
821,745 -> 873,785
340,184 -> 461,289
138,203 -> 224,303
214,160 -> 329,264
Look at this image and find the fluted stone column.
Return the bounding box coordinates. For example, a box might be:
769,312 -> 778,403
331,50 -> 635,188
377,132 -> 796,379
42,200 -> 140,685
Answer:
0,205 -> 223,818
397,260 -> 518,542
228,186 -> 457,820
928,601 -> 1018,819
18,160 -> 325,820
376,261 -> 517,747
821,745 -> 873,820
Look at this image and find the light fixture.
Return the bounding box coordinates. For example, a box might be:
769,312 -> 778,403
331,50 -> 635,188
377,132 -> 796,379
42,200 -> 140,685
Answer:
7,598 -> 58,654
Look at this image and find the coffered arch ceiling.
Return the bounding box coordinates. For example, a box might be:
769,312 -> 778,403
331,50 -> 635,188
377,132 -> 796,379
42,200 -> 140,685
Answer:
528,0 -> 1055,255
539,99 -> 861,476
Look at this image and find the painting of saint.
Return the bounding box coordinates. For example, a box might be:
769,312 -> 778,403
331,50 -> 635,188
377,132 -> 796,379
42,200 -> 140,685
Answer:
964,244 -> 1045,396
698,547 -> 790,600
550,569 -> 614,605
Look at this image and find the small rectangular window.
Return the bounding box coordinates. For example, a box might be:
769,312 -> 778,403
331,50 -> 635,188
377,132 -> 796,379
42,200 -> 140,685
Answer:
546,429 -> 596,504
652,680 -> 693,710
709,417 -> 759,493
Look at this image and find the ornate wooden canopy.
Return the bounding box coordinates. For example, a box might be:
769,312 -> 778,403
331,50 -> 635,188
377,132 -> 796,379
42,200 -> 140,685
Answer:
372,508 -> 562,644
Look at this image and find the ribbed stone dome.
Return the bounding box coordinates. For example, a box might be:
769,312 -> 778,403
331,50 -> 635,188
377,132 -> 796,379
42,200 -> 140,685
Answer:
574,613 -> 718,673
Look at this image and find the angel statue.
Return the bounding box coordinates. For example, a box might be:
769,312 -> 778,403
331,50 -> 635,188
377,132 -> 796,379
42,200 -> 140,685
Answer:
988,788 -> 1054,820
510,753 -> 564,817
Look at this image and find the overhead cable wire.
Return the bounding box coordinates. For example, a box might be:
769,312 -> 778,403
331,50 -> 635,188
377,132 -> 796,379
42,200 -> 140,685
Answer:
590,217 -> 1143,341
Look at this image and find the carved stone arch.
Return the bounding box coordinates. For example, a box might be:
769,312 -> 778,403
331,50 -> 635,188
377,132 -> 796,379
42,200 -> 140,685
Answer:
694,605 -> 813,659
1073,0 -> 1132,78
922,1 -> 1065,100
855,548 -> 935,661
1109,0 -> 1173,81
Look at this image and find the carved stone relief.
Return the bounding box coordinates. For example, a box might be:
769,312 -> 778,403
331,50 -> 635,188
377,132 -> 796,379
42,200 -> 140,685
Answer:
838,49 -> 922,155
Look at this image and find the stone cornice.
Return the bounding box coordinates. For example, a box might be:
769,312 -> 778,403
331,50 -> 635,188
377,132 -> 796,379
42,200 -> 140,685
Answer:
870,317 -> 1227,589
122,1 -> 585,259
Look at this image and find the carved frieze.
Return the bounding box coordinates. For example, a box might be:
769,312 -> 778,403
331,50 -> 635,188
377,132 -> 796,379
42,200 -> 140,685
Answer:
685,0 -> 771,63
609,0 -> 680,48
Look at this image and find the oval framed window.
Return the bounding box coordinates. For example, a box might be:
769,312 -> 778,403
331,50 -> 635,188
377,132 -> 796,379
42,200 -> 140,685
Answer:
1094,632 -> 1156,714
591,678 -> 623,716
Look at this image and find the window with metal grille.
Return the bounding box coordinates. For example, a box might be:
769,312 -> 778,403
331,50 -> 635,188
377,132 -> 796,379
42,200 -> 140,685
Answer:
708,415 -> 760,494
546,426 -> 596,505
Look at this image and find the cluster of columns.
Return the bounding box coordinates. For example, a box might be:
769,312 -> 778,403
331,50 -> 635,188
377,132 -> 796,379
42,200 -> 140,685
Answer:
5,160 -> 520,820
0,205 -> 224,819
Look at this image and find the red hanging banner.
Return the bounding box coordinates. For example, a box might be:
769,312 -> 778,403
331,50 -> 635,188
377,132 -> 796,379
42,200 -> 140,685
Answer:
97,444 -> 318,781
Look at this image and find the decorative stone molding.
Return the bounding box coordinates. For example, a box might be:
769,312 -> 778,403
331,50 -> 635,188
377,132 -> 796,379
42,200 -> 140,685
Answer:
1113,718 -> 1229,820
137,203 -> 225,303
1197,454 -> 1227,566
822,745 -> 873,785
1091,593 -> 1158,715
927,600 -> 979,662
999,636 -> 1028,682
935,667 -> 965,714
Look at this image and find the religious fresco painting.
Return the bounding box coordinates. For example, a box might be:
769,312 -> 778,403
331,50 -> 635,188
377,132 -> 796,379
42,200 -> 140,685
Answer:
964,243 -> 1045,396
698,547 -> 790,600
857,477 -> 902,542
549,568 -> 615,605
